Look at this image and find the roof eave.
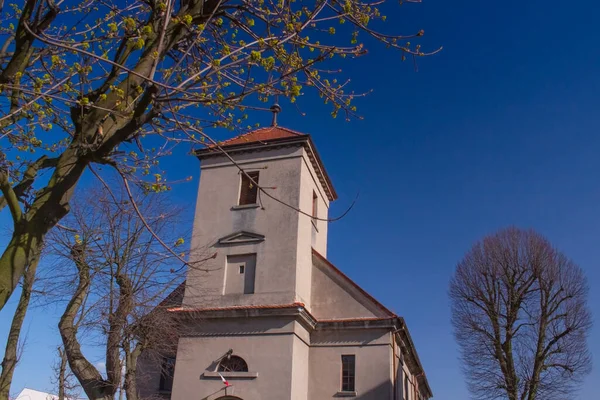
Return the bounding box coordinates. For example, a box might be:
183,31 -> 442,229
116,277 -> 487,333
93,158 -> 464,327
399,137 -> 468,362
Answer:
194,135 -> 337,201
304,135 -> 338,200
194,135 -> 307,157
396,316 -> 433,398
168,303 -> 318,330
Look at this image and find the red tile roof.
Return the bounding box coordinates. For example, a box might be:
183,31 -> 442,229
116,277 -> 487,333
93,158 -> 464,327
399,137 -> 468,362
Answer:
210,126 -> 306,148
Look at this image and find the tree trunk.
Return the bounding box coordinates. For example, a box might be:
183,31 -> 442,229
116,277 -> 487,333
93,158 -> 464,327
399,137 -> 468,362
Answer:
0,229 -> 43,311
0,252 -> 39,400
57,348 -> 67,400
123,343 -> 143,400
0,146 -> 87,310
59,246 -> 115,400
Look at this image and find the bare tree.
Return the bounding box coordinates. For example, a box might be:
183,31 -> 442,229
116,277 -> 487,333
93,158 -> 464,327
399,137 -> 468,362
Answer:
44,186 -> 189,400
51,346 -> 81,400
0,0 -> 438,312
450,228 -> 592,400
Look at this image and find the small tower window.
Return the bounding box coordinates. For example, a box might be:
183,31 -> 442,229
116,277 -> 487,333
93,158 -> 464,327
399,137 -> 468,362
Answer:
218,355 -> 249,372
239,171 -> 259,205
239,265 -> 245,274
341,355 -> 355,392
312,191 -> 318,223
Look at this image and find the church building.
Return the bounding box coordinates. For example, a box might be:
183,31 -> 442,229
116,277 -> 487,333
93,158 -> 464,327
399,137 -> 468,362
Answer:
138,117 -> 433,400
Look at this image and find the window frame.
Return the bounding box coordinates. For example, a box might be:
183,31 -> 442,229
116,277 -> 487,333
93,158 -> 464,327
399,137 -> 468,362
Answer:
238,171 -> 260,206
341,354 -> 356,392
312,191 -> 318,223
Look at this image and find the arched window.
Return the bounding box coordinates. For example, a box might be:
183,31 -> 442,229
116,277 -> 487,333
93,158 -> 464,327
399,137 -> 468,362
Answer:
218,355 -> 248,372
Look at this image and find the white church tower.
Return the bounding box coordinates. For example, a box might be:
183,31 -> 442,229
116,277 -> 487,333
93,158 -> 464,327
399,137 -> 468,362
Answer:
139,113 -> 433,400
184,114 -> 336,310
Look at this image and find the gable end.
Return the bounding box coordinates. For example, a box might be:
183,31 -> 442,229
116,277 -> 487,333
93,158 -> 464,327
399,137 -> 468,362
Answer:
310,249 -> 395,320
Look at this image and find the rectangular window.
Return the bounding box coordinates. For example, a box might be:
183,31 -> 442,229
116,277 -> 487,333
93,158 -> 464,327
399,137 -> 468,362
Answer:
225,254 -> 257,295
239,171 -> 259,205
159,357 -> 176,392
341,355 -> 355,392
312,191 -> 318,223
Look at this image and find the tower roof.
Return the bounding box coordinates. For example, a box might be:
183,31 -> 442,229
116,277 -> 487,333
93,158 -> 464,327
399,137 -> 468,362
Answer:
211,126 -> 306,147
196,125 -> 337,201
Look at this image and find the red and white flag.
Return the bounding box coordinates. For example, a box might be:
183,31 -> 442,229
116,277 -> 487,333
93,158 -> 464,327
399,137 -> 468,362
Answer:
218,373 -> 230,387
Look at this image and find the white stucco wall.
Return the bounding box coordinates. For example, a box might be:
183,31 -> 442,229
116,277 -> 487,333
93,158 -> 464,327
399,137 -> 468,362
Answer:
293,148 -> 331,309
290,334 -> 310,400
185,146 -> 303,308
308,329 -> 394,399
185,143 -> 333,311
170,317 -> 310,400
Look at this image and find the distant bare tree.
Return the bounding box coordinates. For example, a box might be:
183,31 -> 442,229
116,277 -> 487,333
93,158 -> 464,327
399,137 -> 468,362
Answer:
51,346 -> 81,400
450,228 -> 592,400
45,186 -> 190,400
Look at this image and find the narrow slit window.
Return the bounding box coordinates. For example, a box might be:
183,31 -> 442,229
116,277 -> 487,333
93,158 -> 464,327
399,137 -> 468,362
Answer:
312,191 -> 318,222
159,357 -> 176,392
239,171 -> 259,205
341,355 -> 355,392
239,265 -> 245,274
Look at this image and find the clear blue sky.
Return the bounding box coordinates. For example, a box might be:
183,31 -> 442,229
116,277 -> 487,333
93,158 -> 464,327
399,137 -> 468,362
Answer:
1,0 -> 600,398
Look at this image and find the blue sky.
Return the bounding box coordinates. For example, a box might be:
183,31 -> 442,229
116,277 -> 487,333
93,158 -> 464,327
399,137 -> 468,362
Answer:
1,0 -> 600,398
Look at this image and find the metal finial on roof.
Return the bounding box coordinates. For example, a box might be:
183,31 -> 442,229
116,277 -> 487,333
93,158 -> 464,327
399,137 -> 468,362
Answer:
270,103 -> 282,126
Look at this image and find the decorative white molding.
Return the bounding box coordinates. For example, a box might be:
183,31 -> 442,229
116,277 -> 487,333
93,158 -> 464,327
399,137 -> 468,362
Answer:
203,371 -> 258,379
230,203 -> 260,211
218,231 -> 265,245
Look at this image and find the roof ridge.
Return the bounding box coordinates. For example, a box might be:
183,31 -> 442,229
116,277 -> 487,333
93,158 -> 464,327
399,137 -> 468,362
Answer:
212,125 -> 306,147
216,129 -> 258,146
270,125 -> 306,136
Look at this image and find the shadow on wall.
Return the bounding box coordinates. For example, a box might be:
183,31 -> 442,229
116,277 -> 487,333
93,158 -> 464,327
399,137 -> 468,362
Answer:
311,329 -> 383,347
331,380 -> 393,400
197,382 -> 394,400
180,315 -> 294,337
